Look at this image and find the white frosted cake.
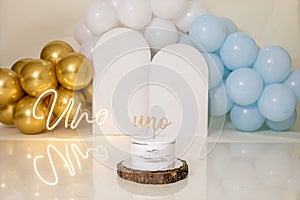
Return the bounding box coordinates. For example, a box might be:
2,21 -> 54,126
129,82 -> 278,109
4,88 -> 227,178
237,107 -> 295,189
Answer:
131,136 -> 176,171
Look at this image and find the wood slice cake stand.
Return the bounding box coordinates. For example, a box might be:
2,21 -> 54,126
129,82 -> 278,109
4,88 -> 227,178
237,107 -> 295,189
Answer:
117,158 -> 188,185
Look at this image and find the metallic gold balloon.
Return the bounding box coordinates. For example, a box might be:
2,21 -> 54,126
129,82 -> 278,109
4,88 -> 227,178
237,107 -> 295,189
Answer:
0,104 -> 15,125
82,81 -> 92,104
56,53 -> 93,90
52,87 -> 86,120
40,40 -> 74,65
83,103 -> 92,116
11,58 -> 33,74
0,68 -> 25,105
13,96 -> 48,134
20,59 -> 57,97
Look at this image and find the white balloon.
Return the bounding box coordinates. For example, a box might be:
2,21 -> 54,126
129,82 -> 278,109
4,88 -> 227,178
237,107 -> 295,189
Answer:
144,17 -> 178,50
117,0 -> 152,29
74,19 -> 94,45
104,0 -> 120,9
84,1 -> 118,35
223,161 -> 261,199
255,149 -> 293,187
228,143 -> 265,160
80,36 -> 99,62
151,0 -> 187,20
173,1 -> 208,32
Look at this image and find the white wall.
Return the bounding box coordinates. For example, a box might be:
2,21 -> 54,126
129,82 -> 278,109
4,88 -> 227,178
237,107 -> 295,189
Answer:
1,0 -> 299,68
0,0 -> 94,67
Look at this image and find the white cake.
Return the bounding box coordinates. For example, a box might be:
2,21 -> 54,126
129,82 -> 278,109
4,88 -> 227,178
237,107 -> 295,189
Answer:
131,136 -> 175,171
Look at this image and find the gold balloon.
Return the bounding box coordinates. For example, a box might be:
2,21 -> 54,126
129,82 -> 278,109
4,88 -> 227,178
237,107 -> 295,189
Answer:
20,59 -> 57,97
11,58 -> 33,74
0,68 -> 25,105
82,81 -> 93,104
44,95 -> 51,105
40,40 -> 74,65
56,53 -> 93,90
0,104 -> 15,125
13,96 -> 48,134
52,87 -> 86,120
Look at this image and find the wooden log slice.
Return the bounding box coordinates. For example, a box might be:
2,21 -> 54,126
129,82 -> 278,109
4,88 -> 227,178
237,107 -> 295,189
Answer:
117,159 -> 188,185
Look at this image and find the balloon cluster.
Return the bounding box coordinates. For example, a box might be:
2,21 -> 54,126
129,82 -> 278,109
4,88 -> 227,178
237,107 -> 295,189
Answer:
178,14 -> 300,132
73,0 -> 300,132
74,0 -> 208,59
0,40 -> 93,134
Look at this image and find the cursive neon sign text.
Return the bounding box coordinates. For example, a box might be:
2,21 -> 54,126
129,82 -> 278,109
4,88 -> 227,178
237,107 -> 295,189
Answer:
33,143 -> 108,186
33,89 -> 109,131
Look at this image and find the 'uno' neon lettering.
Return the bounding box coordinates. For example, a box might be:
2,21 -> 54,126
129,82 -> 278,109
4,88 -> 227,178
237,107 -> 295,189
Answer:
33,89 -> 109,131
33,143 -> 108,186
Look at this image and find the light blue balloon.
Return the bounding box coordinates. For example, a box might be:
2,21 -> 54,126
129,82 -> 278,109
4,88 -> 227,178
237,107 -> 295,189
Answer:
219,17 -> 238,35
220,32 -> 258,70
253,45 -> 291,84
203,53 -> 225,89
213,48 -> 221,56
177,34 -> 195,46
188,14 -> 226,53
209,81 -> 234,116
226,68 -> 264,106
223,67 -> 232,80
283,69 -> 300,103
266,110 -> 297,131
230,103 -> 265,132
258,84 -> 297,122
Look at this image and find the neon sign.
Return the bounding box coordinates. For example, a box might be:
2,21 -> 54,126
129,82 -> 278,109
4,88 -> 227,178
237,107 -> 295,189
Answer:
33,143 -> 108,186
33,89 -> 109,131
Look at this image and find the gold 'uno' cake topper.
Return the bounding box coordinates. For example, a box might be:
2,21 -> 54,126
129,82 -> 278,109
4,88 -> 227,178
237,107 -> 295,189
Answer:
117,114 -> 188,185
133,115 -> 172,139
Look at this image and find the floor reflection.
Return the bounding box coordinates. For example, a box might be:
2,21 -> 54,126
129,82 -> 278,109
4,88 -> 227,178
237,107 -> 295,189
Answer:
117,176 -> 188,200
0,141 -> 93,200
207,143 -> 300,200
2,140 -> 299,199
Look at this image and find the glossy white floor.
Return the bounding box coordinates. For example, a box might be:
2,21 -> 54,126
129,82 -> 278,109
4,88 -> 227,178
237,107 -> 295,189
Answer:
0,131 -> 206,200
0,121 -> 299,200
